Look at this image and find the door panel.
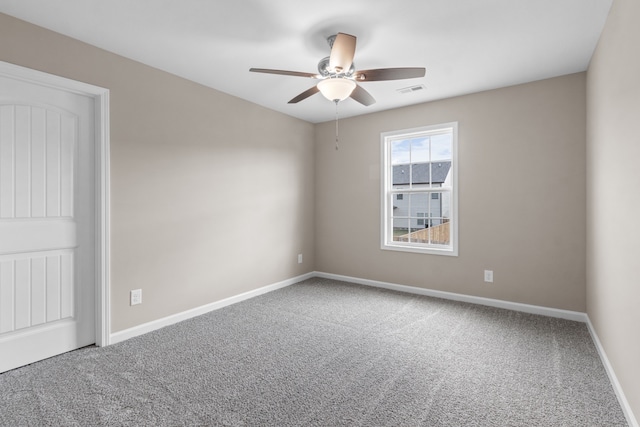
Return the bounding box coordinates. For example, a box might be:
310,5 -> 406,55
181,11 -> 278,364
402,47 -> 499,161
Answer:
0,105 -> 75,220
0,250 -> 74,333
0,74 -> 95,372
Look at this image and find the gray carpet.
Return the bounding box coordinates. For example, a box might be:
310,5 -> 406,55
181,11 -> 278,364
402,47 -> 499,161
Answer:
0,278 -> 628,426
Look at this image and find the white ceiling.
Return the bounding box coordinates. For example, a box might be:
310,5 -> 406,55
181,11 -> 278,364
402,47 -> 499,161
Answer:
0,0 -> 612,123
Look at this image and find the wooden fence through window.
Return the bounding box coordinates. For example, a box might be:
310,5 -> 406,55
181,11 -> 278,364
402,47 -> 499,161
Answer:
397,221 -> 450,245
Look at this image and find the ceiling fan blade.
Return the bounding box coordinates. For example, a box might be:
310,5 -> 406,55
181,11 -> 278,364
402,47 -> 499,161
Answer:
354,67 -> 426,82
329,33 -> 356,73
350,84 -> 376,106
250,68 -> 319,79
288,85 -> 320,104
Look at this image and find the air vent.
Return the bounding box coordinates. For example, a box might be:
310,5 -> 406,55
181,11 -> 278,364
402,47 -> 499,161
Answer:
397,84 -> 426,94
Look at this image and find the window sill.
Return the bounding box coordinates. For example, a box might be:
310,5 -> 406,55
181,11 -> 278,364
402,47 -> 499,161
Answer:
381,243 -> 458,257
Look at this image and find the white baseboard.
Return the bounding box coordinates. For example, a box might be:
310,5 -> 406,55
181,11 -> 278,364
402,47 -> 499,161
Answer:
110,270 -> 584,345
314,271 -> 587,322
585,318 -> 639,427
109,272 -> 315,345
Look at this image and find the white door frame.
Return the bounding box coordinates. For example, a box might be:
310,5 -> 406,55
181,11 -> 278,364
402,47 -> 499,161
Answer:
0,61 -> 111,346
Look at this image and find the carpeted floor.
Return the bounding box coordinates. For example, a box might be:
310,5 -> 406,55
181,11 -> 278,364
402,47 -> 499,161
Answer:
0,278 -> 628,426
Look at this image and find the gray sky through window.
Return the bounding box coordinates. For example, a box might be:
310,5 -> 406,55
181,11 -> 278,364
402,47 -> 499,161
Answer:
391,134 -> 452,165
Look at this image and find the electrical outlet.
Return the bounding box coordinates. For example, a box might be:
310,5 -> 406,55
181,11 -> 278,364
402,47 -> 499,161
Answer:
130,289 -> 142,306
298,254 -> 303,264
484,270 -> 494,283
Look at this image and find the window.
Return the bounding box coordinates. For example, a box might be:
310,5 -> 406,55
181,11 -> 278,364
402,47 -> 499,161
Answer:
381,122 -> 458,256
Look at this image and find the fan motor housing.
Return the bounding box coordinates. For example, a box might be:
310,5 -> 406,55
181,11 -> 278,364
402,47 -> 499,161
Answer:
318,56 -> 355,77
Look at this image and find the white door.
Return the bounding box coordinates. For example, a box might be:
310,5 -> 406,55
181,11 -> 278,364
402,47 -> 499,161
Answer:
0,73 -> 96,372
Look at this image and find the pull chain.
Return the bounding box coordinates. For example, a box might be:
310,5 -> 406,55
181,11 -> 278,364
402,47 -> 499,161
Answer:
334,100 -> 339,150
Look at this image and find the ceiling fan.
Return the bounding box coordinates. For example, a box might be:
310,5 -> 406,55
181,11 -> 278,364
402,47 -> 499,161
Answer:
249,33 -> 426,106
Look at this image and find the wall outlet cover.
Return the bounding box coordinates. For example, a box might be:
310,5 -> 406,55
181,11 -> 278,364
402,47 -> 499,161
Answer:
130,289 -> 142,305
484,270 -> 494,283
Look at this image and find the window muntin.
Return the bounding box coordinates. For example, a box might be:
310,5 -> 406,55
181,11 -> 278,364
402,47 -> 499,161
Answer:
381,123 -> 458,256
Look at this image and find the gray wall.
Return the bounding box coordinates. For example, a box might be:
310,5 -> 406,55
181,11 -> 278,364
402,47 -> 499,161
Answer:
315,73 -> 587,312
587,0 -> 640,419
0,13 -> 316,332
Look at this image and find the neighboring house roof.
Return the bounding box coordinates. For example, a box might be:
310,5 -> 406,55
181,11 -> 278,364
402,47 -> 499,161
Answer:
393,161 -> 451,185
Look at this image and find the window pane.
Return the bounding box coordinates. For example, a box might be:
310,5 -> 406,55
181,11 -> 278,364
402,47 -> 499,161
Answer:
409,226 -> 429,244
411,162 -> 429,188
441,191 -> 452,220
410,137 -> 429,164
393,193 -> 409,217
408,193 -> 429,229
431,133 -> 452,162
428,219 -> 450,245
392,218 -> 409,242
429,216 -> 443,227
428,192 -> 443,218
391,139 -> 410,165
431,162 -> 450,187
408,193 -> 429,217
392,164 -> 411,188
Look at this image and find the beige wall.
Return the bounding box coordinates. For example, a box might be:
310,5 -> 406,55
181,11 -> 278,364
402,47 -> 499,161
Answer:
587,0 -> 640,420
315,74 -> 587,311
0,13 -> 316,332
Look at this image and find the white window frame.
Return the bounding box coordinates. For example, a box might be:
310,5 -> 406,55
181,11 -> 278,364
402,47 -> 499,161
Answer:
380,122 -> 458,256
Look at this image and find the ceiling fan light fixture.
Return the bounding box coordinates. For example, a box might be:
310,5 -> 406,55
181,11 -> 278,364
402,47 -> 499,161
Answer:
317,78 -> 356,102
249,32 -> 426,107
